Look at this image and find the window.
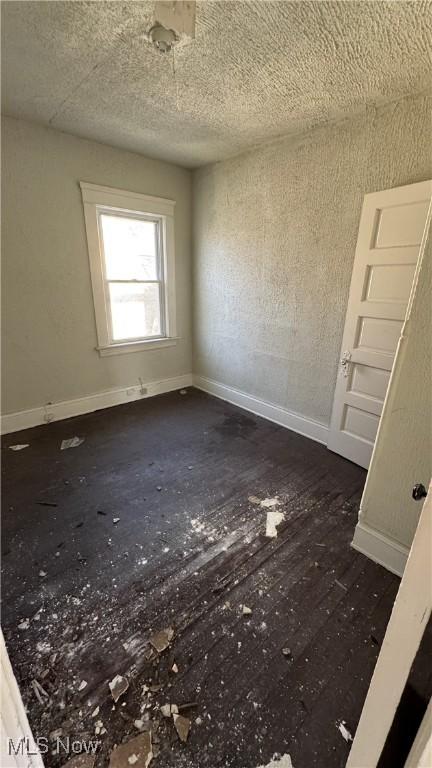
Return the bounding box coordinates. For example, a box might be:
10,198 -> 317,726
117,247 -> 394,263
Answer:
80,183 -> 177,356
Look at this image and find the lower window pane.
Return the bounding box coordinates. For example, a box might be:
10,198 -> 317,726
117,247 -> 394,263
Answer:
109,282 -> 161,341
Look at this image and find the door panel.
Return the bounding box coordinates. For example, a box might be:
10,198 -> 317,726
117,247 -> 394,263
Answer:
365,263 -> 416,302
349,364 -> 389,402
375,200 -> 429,248
328,180 -> 431,468
356,317 -> 402,355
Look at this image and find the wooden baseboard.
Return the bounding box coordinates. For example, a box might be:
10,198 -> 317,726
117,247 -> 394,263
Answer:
352,520 -> 409,577
1,374 -> 193,434
193,374 -> 329,445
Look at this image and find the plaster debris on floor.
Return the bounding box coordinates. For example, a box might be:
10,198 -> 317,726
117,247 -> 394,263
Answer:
161,703 -> 179,717
173,713 -> 191,742
108,732 -> 153,768
3,390 -> 402,767
265,510 -> 285,538
281,648 -> 293,659
60,436 -> 85,450
109,674 -> 129,702
255,754 -> 294,768
337,720 -> 353,742
149,626 -> 174,653
9,443 -> 29,450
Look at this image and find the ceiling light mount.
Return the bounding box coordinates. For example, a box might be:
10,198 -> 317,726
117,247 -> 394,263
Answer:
149,24 -> 177,54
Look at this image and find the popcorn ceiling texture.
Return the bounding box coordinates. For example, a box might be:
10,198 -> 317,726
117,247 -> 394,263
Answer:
2,1 -> 432,167
193,93 -> 432,427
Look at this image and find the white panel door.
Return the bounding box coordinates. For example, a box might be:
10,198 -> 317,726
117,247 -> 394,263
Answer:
328,180 -> 431,468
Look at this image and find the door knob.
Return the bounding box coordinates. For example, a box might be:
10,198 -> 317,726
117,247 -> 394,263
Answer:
412,483 -> 427,501
340,350 -> 352,378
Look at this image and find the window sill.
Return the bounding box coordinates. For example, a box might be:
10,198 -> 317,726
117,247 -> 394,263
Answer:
96,338 -> 179,357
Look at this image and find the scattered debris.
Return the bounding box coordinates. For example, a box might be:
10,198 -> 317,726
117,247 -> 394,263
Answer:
94,720 -> 104,735
39,570 -> 47,578
335,580 -> 348,591
109,674 -> 129,702
160,703 -> 178,717
134,719 -> 145,730
61,437 -> 85,450
195,716 -> 202,725
61,755 -> 96,768
265,510 -> 284,538
156,486 -> 162,492
248,495 -> 261,505
282,648 -> 293,659
261,497 -> 280,508
78,680 -> 88,691
36,501 -> 58,507
337,720 -> 353,742
31,678 -> 49,704
179,389 -> 187,395
242,605 -> 252,616
178,701 -> 198,712
50,728 -> 63,740
9,444 -> 29,451
173,713 -> 191,743
171,663 -> 178,673
113,518 -> 120,524
108,732 -> 152,768
18,618 -> 30,630
149,627 -> 174,653
256,755 -> 294,768
91,706 -> 100,718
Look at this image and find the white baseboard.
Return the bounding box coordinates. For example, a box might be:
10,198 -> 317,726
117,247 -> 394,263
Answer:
351,520 -> 409,577
1,374 -> 193,435
193,374 -> 329,445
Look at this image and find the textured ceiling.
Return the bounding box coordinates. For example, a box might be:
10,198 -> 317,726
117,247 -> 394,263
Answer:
2,1 -> 432,168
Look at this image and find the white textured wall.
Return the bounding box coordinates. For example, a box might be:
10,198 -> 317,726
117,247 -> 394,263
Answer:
193,93 -> 432,427
1,117 -> 192,414
357,230 -> 431,549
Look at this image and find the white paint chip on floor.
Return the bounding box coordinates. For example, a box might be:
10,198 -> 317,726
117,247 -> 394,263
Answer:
337,720 -> 353,742
255,754 -> 294,768
260,497 -> 279,508
265,510 -> 285,538
61,436 -> 85,450
9,444 -> 29,451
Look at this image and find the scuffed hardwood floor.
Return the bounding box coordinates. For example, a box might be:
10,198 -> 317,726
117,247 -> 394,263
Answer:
2,388 -> 403,768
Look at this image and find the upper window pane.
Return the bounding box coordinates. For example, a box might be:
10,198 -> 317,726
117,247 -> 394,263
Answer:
99,213 -> 157,280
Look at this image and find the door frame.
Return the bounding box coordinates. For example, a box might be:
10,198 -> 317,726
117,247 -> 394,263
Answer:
1,631 -> 44,768
346,484 -> 432,767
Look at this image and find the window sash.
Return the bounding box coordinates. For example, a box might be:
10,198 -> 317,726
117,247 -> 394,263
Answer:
97,208 -> 166,344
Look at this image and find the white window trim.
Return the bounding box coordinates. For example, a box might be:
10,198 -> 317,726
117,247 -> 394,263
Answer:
80,182 -> 177,356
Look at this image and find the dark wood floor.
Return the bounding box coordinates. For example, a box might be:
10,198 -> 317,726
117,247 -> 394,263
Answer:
2,388 -> 401,768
